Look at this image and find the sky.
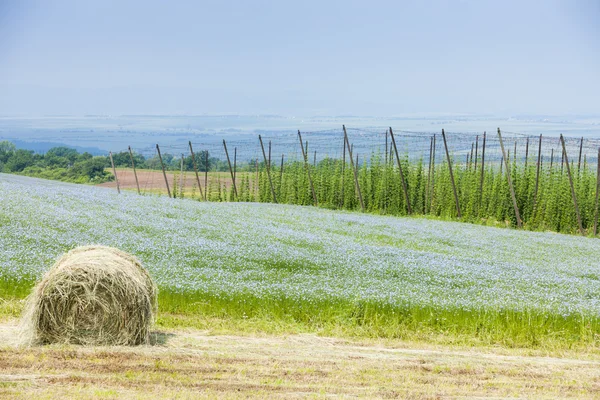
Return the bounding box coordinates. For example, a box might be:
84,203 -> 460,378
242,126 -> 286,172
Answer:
0,0 -> 599,116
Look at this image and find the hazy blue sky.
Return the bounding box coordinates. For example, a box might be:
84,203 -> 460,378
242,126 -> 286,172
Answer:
0,0 -> 599,116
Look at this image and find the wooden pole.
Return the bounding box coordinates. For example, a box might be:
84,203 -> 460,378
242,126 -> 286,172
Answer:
533,134 -> 542,211
474,135 -> 479,172
385,130 -> 388,165
478,132 -> 486,208
109,151 -> 120,194
594,148 -> 600,235
188,141 -> 205,201
223,139 -> 238,200
268,140 -> 272,169
340,137 -> 346,208
128,146 -> 140,195
255,159 -> 259,198
469,142 -> 474,170
425,135 -> 433,213
156,144 -> 171,198
179,153 -> 184,198
343,125 -> 365,212
298,130 -> 318,206
313,150 -> 317,167
204,150 -> 208,201
525,138 -> 529,169
578,137 -> 584,173
550,148 -> 554,169
259,135 -> 277,203
560,134 -> 585,235
430,134 -> 436,212
279,154 -> 284,184
441,129 -> 461,218
233,147 -> 237,185
497,128 -> 522,228
388,127 -> 412,214
560,141 -> 564,174
355,153 -> 359,200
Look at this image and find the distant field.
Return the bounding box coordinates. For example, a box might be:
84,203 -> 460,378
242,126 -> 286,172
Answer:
2,173 -> 600,349
99,168 -> 256,198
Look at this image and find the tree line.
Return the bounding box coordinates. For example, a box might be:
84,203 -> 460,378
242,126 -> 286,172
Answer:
0,141 -> 228,184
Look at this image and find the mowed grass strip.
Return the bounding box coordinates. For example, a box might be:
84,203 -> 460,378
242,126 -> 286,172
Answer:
0,322 -> 599,399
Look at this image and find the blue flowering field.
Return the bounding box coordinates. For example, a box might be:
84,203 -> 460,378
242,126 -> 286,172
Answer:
2,173 -> 600,346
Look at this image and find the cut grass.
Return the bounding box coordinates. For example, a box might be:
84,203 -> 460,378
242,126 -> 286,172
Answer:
1,321 -> 600,399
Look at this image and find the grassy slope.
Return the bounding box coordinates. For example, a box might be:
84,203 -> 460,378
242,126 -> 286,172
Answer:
2,173 -> 600,349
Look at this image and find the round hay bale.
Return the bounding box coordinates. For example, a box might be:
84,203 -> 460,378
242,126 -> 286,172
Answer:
20,245 -> 157,346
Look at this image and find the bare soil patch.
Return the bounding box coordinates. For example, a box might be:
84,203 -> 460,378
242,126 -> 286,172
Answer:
97,169 -> 251,195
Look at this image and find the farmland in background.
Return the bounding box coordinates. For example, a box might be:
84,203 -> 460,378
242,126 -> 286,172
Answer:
99,128 -> 600,236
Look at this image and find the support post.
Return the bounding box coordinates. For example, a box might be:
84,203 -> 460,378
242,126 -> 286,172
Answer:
179,153 -> 184,198
223,140 -> 238,200
430,134 -> 436,211
343,125 -> 365,212
298,130 -> 318,206
340,137 -> 346,208
259,135 -> 278,203
497,128 -> 522,227
109,151 -> 120,194
560,134 -> 585,235
595,148 -> 600,235
279,154 -> 284,183
255,159 -> 259,198
204,150 -> 208,201
156,144 -> 171,198
469,142 -> 474,170
385,130 -> 388,165
525,138 -> 529,169
560,141 -> 564,174
479,132 -> 486,207
268,140 -> 272,169
233,147 -> 237,185
578,137 -> 584,173
474,135 -> 479,171
425,135 -> 433,213
388,127 -> 412,214
533,134 -> 542,210
128,146 -> 140,195
188,141 -> 205,201
441,129 -> 461,218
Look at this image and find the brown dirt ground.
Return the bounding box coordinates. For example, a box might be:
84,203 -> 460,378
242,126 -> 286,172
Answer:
97,169 -> 256,196
1,321 -> 599,399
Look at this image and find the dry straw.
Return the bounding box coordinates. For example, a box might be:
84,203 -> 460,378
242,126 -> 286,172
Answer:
20,245 -> 157,346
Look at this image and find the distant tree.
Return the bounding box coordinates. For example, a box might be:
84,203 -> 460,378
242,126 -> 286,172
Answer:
71,157 -> 111,181
5,149 -> 35,172
46,147 -> 79,163
0,141 -> 16,154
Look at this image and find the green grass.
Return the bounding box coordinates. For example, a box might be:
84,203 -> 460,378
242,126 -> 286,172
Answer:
3,174 -> 600,350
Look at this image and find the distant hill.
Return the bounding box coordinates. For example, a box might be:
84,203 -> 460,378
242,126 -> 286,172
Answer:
6,139 -> 106,155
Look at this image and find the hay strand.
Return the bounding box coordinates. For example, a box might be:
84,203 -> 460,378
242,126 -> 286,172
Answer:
20,245 -> 157,346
